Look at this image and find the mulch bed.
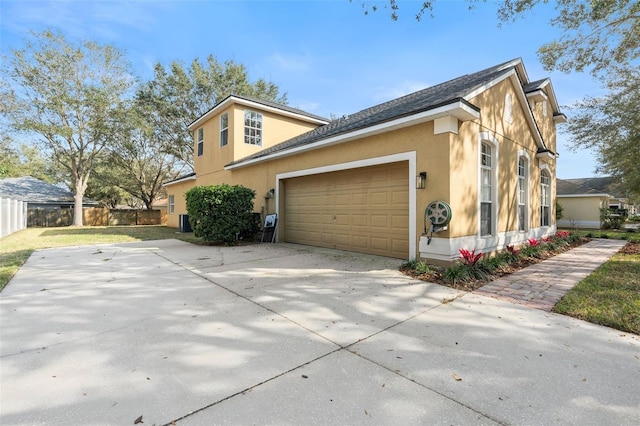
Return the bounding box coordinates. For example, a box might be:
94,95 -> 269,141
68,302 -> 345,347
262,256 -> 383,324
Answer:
620,241 -> 640,255
401,237 -> 593,292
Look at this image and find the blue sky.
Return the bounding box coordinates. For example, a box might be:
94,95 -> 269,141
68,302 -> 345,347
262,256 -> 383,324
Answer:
1,0 -> 605,178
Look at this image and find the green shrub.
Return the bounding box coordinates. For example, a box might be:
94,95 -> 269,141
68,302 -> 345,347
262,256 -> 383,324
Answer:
443,263 -> 472,284
185,184 -> 257,245
402,258 -> 431,274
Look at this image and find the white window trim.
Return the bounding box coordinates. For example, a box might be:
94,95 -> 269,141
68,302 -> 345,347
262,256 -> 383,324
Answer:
244,110 -> 263,146
197,128 -> 204,157
540,167 -> 551,227
220,112 -> 229,147
478,132 -> 499,237
517,150 -> 530,232
168,195 -> 175,214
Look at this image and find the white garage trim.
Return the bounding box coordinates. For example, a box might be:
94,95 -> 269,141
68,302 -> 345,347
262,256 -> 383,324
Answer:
275,152 -> 417,259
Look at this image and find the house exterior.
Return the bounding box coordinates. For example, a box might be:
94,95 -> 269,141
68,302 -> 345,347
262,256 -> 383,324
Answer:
557,177 -> 638,228
0,176 -> 98,227
165,58 -> 565,261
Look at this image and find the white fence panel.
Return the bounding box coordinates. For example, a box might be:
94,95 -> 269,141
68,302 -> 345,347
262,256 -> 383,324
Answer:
0,197 -> 27,238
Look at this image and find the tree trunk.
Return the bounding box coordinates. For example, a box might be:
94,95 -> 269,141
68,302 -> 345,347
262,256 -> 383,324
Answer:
73,173 -> 89,227
73,191 -> 84,227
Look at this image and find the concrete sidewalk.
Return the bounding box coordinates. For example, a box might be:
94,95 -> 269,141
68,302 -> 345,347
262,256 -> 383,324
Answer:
1,240 -> 638,425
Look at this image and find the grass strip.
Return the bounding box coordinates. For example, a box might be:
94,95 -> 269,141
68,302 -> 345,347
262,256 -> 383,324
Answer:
553,252 -> 640,335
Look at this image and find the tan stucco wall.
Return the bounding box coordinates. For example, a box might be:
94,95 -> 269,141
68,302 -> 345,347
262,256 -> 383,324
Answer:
169,76 -> 560,259
450,77 -> 557,239
193,104 -> 320,183
165,179 -> 196,228
557,196 -> 606,228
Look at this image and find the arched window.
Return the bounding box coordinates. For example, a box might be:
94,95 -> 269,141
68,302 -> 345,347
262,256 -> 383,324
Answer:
540,170 -> 551,227
517,156 -> 528,231
480,142 -> 494,236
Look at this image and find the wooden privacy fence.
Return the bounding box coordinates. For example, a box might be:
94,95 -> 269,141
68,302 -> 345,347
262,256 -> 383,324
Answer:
1,197 -> 28,238
27,207 -> 166,227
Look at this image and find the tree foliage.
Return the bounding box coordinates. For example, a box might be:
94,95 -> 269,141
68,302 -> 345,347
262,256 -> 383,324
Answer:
0,30 -> 134,225
565,67 -> 640,199
0,135 -> 59,182
357,0 -> 640,75
94,103 -> 187,209
496,0 -> 640,75
136,56 -> 287,170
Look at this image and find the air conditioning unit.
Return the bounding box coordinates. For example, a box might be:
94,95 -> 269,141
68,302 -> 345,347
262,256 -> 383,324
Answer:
179,214 -> 192,233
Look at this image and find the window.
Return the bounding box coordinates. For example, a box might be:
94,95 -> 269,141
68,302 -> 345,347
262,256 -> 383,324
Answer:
169,195 -> 175,214
540,171 -> 551,227
197,128 -> 204,156
542,100 -> 548,117
480,142 -> 493,236
244,110 -> 262,146
220,113 -> 228,147
517,157 -> 528,232
504,93 -> 513,124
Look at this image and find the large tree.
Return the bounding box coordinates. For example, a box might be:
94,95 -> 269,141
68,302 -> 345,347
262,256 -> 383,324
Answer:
0,135 -> 59,182
136,56 -> 287,170
95,103 -> 187,209
358,0 -> 640,75
565,67 -> 640,199
0,30 -> 134,226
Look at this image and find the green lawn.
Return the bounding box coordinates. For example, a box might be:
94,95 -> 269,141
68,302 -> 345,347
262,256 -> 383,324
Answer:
0,226 -> 201,291
555,229 -> 639,335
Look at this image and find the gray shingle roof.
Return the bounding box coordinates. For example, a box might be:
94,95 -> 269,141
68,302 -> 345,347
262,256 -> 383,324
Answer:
557,179 -> 604,196
559,177 -> 624,198
0,176 -> 97,205
226,59 -> 522,167
523,78 -> 549,93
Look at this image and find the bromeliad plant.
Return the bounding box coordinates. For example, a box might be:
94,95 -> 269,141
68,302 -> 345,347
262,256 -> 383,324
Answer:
459,248 -> 483,266
402,231 -> 584,290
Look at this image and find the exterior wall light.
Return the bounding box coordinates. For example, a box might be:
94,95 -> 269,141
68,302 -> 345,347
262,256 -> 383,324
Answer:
416,172 -> 427,189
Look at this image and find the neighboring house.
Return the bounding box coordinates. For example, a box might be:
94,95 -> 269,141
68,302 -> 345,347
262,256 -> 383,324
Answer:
557,177 -> 637,228
0,176 -> 98,226
165,58 -> 564,261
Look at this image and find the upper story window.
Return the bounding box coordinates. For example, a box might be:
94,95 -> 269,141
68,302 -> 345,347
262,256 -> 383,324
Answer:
540,171 -> 551,227
244,110 -> 262,146
517,157 -> 528,232
220,112 -> 229,147
504,93 -> 513,124
197,128 -> 204,156
168,195 -> 175,214
542,100 -> 548,117
480,142 -> 494,236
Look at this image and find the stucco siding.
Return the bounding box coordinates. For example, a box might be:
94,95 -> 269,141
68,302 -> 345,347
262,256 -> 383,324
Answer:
557,196 -> 605,228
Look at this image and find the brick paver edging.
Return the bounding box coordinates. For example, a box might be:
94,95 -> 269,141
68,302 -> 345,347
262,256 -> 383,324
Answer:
474,239 -> 628,311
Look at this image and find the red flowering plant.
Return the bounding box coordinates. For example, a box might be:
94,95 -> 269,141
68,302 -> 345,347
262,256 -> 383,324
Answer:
459,248 -> 483,266
506,245 -> 520,255
556,230 -> 571,239
527,238 -> 540,246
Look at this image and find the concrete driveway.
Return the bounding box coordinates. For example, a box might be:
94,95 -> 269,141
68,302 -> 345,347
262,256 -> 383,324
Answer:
1,240 -> 638,425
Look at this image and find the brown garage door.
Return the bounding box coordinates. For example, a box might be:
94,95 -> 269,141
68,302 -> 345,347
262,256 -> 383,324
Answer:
284,162 -> 409,259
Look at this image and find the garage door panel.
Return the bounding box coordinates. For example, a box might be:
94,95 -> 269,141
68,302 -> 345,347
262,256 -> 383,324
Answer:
284,162 -> 409,259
